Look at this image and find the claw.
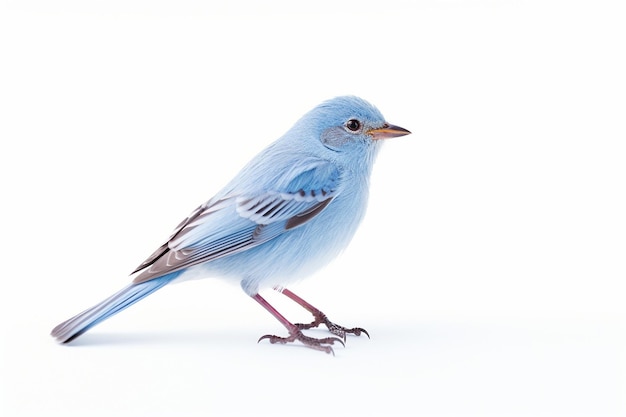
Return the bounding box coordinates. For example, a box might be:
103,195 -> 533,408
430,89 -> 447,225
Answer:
295,314 -> 369,341
257,328 -> 343,354
252,292 -> 365,355
332,323 -> 367,339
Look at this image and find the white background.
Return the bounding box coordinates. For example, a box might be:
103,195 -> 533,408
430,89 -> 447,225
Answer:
1,1 -> 625,416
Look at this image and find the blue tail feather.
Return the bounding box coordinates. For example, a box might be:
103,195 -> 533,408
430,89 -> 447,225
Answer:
51,272 -> 181,343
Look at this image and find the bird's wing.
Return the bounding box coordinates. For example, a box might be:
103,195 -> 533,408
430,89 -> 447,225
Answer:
132,159 -> 341,284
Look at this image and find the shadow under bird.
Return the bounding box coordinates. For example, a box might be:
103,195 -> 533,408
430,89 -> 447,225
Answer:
51,96 -> 411,354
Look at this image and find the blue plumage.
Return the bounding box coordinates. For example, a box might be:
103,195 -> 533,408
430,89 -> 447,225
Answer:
51,96 -> 410,353
51,272 -> 182,343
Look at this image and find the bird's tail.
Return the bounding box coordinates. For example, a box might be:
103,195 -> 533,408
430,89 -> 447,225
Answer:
51,272 -> 181,343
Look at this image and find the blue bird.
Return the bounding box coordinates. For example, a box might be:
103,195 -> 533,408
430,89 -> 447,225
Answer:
51,96 -> 411,353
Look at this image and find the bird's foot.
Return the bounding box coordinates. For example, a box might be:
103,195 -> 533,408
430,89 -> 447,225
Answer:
295,311 -> 369,342
258,327 -> 344,355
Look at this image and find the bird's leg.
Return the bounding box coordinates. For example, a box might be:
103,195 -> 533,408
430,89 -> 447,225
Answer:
252,294 -> 344,354
277,288 -> 370,341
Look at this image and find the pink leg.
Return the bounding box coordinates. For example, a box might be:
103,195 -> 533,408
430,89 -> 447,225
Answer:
252,294 -> 344,354
278,288 -> 370,341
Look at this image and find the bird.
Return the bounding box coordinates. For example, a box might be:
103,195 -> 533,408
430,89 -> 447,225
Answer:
51,96 -> 411,354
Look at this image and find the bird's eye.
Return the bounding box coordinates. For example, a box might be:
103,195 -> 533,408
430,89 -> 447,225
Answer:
346,119 -> 361,132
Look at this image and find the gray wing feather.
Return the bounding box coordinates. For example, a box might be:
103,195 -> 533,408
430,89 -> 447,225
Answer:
132,164 -> 340,284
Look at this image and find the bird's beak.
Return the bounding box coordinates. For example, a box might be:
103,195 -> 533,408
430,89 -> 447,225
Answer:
368,123 -> 411,140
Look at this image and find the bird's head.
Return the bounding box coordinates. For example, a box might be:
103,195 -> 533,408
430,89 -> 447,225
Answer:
293,96 -> 410,158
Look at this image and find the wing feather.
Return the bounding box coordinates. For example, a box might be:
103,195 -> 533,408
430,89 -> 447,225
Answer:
132,160 -> 341,284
